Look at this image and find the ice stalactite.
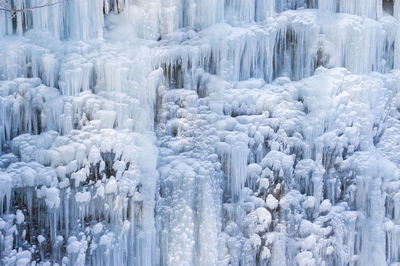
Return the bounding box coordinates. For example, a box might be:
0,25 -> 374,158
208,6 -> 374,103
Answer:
318,0 -> 384,20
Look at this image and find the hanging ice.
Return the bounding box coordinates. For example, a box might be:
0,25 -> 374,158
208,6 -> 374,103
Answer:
1,0 -> 400,265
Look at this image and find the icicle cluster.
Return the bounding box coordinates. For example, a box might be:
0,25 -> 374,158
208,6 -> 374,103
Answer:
1,0 -> 400,265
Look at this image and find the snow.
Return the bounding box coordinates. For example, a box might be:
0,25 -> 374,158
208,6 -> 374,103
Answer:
15,210 -> 24,225
319,199 -> 332,214
266,194 -> 279,210
105,177 -> 117,194
37,235 -> 46,244
92,223 -> 103,235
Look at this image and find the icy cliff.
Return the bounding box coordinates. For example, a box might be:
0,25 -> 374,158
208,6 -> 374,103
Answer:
1,0 -> 400,265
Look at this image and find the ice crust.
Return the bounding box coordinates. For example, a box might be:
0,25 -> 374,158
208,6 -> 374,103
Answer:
1,0 -> 400,265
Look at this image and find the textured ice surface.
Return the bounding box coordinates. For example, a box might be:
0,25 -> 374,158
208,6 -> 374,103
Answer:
1,0 -> 400,265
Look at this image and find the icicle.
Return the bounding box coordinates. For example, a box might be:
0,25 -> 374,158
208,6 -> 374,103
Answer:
225,0 -> 256,23
318,0 -> 337,12
195,0 -> 224,29
339,0 -> 383,20
275,0 -> 307,12
255,0 -> 275,21
273,12 -> 320,80
395,0 -> 400,18
321,14 -> 387,74
230,142 -> 249,201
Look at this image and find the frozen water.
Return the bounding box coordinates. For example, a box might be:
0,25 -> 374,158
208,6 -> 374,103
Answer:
1,0 -> 400,265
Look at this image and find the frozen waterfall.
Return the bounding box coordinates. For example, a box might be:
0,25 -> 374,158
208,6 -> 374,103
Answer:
1,0 -> 400,265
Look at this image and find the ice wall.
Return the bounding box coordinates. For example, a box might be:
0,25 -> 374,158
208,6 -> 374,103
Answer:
1,0 -> 400,265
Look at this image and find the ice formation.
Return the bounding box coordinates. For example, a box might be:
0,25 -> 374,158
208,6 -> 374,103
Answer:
1,0 -> 400,265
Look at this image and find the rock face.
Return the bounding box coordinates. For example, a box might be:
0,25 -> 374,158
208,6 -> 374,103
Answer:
1,0 -> 400,265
